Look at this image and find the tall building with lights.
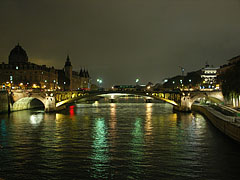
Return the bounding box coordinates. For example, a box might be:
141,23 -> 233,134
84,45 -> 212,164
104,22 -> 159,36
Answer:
57,55 -> 90,90
0,44 -> 90,90
200,63 -> 219,89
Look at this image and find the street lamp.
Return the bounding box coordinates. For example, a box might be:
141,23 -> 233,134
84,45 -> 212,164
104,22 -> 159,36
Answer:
97,78 -> 103,88
136,78 -> 139,87
10,75 -> 13,91
180,79 -> 183,88
188,79 -> 192,90
53,80 -> 56,90
64,81 -> 66,91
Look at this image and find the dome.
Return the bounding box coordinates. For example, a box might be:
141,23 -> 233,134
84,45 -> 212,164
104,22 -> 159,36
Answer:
8,44 -> 28,64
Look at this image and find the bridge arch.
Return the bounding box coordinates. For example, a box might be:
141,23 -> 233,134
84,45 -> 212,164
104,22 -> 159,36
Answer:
12,97 -> 45,111
189,91 -> 224,106
53,90 -> 224,113
86,92 -> 179,106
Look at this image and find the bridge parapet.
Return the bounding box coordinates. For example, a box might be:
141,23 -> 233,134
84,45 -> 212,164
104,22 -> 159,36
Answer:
55,91 -> 89,103
7,89 -> 224,113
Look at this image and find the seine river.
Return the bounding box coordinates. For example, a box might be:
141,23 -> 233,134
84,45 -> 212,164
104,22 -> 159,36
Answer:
1,99 -> 240,180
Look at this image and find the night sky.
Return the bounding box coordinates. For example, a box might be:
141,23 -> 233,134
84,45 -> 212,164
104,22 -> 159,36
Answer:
0,0 -> 240,87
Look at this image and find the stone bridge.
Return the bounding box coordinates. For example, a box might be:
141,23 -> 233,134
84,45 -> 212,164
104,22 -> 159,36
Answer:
2,89 -> 224,113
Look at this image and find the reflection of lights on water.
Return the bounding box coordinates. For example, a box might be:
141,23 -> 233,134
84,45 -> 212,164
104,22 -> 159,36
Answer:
146,103 -> 153,117
1,119 -> 6,135
110,103 -> 116,108
69,105 -> 75,116
91,118 -> 109,177
56,113 -> 64,122
145,103 -> 153,135
30,113 -> 43,126
172,113 -> 177,121
110,103 -> 116,130
146,103 -> 153,111
131,117 -> 144,164
192,114 -> 205,129
92,101 -> 99,106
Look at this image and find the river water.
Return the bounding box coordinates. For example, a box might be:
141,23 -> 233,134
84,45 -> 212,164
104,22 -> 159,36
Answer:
1,101 -> 240,180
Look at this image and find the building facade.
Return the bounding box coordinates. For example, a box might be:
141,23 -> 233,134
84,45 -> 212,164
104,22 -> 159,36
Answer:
0,44 -> 90,91
57,55 -> 90,91
200,63 -> 219,90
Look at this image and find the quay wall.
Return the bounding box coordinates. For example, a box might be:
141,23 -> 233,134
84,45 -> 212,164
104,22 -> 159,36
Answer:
192,104 -> 240,143
0,91 -> 9,113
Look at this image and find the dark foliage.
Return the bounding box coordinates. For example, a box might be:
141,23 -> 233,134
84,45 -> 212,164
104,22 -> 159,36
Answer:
220,62 -> 240,99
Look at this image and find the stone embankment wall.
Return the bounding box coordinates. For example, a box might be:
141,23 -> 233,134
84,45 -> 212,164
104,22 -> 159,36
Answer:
192,104 -> 240,143
0,91 -> 9,113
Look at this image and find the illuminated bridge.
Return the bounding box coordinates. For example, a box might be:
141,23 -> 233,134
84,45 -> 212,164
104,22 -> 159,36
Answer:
3,89 -> 224,113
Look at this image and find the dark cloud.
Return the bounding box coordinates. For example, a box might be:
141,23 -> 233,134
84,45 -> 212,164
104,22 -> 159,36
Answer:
0,0 -> 240,86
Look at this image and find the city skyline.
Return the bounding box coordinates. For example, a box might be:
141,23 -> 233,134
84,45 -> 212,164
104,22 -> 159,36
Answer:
0,0 -> 240,87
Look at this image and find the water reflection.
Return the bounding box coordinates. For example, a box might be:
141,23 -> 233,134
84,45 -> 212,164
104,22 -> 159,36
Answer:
69,105 -> 75,117
1,103 -> 240,179
145,103 -> 153,137
29,113 -> 43,127
91,117 -> 109,179
130,117 -> 144,177
0,119 -> 7,148
109,103 -> 117,148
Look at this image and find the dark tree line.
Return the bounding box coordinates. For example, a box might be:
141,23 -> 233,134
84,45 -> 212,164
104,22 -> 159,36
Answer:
219,62 -> 240,99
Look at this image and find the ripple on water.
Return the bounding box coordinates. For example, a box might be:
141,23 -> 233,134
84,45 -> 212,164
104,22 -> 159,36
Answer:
1,103 -> 240,179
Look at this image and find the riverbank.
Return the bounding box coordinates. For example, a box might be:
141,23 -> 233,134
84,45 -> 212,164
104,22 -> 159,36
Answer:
192,104 -> 240,143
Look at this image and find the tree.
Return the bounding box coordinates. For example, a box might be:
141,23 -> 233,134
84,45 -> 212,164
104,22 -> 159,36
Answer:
220,62 -> 240,99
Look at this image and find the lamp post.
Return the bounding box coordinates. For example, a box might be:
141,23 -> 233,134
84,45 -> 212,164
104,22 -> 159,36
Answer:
136,78 -> 139,85
64,81 -> 66,91
44,80 -> 47,89
189,79 -> 192,90
53,80 -> 56,90
9,75 -> 13,92
97,78 -> 103,89
172,81 -> 175,90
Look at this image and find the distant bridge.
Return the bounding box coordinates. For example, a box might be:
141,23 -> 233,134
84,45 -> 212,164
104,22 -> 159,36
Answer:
5,89 -> 224,112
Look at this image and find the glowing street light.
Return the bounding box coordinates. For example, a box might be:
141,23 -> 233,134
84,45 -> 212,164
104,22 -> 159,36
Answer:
136,78 -> 139,86
97,78 -> 103,87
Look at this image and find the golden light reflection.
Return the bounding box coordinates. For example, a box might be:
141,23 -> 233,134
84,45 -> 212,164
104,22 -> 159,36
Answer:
110,103 -> 116,121
109,103 -> 117,149
56,113 -> 64,122
171,113 -> 177,123
145,103 -> 153,137
92,101 -> 99,107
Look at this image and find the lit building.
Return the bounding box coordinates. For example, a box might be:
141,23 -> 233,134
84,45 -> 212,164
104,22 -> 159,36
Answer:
200,63 -> 219,90
57,55 -> 90,90
0,44 -> 90,90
